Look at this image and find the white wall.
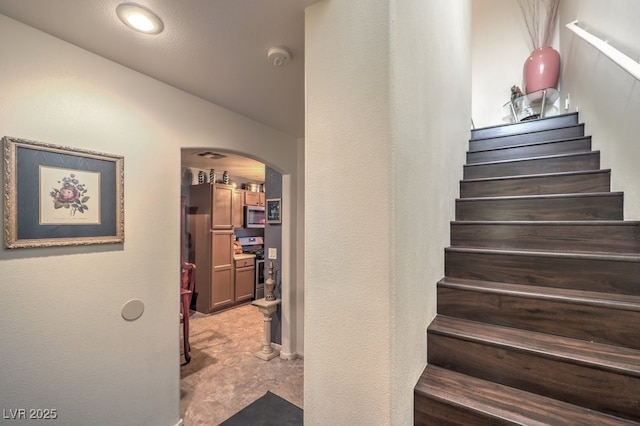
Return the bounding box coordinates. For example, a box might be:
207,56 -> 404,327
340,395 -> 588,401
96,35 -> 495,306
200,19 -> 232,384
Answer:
0,14 -> 299,426
559,0 -> 640,219
472,0 -> 560,128
304,0 -> 470,423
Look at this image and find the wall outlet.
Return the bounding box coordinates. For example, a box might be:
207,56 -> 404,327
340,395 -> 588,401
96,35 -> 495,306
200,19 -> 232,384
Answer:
268,248 -> 277,260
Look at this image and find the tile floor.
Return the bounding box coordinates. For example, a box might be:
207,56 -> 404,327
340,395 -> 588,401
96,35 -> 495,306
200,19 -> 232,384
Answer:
180,303 -> 304,425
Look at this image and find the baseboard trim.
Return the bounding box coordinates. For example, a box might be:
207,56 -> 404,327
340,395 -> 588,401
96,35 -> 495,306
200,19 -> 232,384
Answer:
272,343 -> 300,360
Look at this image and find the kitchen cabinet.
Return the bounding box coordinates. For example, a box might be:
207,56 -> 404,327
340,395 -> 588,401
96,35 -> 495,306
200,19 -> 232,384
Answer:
212,184 -> 233,228
232,188 -> 245,228
189,183 -> 236,313
245,191 -> 265,207
234,256 -> 255,302
190,183 -> 234,229
211,230 -> 234,308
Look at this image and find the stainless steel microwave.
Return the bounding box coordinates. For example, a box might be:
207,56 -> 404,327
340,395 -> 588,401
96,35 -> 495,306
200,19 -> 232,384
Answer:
244,205 -> 265,228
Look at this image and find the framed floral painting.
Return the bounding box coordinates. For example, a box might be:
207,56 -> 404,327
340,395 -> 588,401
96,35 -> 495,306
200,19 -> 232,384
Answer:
3,137 -> 124,249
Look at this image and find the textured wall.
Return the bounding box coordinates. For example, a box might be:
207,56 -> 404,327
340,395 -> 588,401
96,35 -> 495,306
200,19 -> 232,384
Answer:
304,0 -> 471,423
559,0 -> 640,219
0,14 -> 298,426
389,1 -> 471,423
265,166 -> 283,344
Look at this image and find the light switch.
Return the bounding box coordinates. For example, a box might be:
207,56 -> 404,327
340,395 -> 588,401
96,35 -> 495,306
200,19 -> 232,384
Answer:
268,248 -> 277,259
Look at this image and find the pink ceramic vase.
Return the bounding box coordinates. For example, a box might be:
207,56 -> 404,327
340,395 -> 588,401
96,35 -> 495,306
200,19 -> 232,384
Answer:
523,46 -> 561,94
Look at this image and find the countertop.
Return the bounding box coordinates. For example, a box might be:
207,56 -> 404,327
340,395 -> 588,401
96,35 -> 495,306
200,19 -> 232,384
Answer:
233,253 -> 256,261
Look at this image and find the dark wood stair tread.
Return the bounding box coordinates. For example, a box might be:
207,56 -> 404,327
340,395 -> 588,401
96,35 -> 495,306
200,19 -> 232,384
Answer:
466,150 -> 600,168
429,316 -> 640,376
446,246 -> 640,263
467,135 -> 592,162
470,113 -> 580,140
455,192 -> 624,221
439,276 -> 640,313
452,220 -> 640,225
415,365 -> 639,426
462,169 -> 611,184
450,220 -> 640,255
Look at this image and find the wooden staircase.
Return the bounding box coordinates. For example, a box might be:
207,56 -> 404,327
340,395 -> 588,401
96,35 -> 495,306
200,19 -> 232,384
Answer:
414,112 -> 640,425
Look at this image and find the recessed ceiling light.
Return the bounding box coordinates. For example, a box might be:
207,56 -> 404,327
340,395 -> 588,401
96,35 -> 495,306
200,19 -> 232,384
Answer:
116,3 -> 164,34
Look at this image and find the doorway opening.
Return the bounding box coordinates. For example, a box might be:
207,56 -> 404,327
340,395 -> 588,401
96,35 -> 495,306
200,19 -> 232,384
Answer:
178,148 -> 301,420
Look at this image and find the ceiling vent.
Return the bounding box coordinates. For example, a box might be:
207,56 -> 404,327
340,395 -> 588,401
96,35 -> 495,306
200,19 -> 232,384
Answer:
196,151 -> 227,160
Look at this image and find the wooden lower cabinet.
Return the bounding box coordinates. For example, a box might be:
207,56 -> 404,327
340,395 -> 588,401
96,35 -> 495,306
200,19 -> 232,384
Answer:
211,267 -> 233,309
191,212 -> 236,313
211,231 -> 234,309
234,258 -> 255,302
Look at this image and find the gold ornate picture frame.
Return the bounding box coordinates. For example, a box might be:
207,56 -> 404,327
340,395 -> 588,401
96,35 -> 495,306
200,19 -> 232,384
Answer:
3,136 -> 124,249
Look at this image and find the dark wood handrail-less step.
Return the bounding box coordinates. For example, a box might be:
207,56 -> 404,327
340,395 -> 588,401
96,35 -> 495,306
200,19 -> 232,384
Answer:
415,366 -> 639,426
470,112 -> 580,140
415,113 -> 640,424
450,220 -> 640,253
445,247 -> 640,295
463,151 -> 601,179
455,192 -> 624,221
460,169 -> 612,197
428,316 -> 640,420
437,276 -> 640,349
467,136 -> 592,163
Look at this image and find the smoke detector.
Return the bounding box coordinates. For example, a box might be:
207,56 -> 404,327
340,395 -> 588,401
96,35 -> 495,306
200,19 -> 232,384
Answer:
267,47 -> 291,67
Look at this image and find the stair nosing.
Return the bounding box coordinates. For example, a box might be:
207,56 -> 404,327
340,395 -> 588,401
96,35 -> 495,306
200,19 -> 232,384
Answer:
461,169 -> 610,184
464,150 -> 599,168
445,246 -> 640,263
438,277 -> 640,312
467,135 -> 592,155
429,316 -> 640,377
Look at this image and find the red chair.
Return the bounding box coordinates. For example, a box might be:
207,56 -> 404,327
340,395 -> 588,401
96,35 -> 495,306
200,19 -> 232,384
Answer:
180,262 -> 196,364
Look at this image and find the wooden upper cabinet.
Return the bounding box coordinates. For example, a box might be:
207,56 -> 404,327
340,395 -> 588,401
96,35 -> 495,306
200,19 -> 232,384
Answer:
232,189 -> 245,228
212,183 -> 233,229
245,191 -> 265,207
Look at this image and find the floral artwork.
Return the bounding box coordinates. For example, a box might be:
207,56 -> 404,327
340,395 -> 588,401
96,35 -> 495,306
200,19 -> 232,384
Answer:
39,166 -> 101,225
50,173 -> 90,216
3,136 -> 123,249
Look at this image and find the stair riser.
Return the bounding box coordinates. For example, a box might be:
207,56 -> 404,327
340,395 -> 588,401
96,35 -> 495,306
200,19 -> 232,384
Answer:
464,153 -> 600,180
445,251 -> 640,295
450,223 -> 640,254
460,171 -> 611,197
428,333 -> 640,421
471,113 -> 579,140
415,396 -> 505,426
456,195 -> 623,221
467,137 -> 591,164
437,286 -> 640,349
470,124 -> 585,151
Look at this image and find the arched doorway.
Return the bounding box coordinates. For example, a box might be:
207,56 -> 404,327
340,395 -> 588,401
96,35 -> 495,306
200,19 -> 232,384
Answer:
178,147 -> 303,419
